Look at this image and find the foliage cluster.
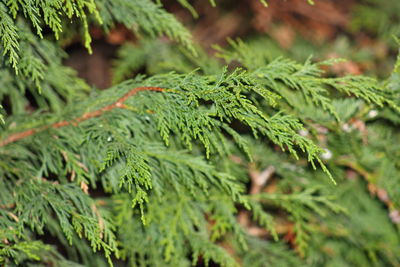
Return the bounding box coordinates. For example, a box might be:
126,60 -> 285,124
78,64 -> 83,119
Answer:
0,0 -> 399,266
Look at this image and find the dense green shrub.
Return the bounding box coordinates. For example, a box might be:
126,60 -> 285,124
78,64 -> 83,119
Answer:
0,1 -> 399,266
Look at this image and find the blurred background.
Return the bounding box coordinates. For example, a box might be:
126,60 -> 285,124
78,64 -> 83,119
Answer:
65,0 -> 400,88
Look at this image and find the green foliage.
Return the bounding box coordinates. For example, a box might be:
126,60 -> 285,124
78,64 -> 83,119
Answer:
0,0 -> 195,117
1,1 -> 400,267
1,0 -> 100,69
0,20 -> 90,115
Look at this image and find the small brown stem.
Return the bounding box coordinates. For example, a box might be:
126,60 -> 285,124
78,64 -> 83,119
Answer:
249,164 -> 275,195
336,157 -> 399,224
0,87 -> 164,147
238,164 -> 276,237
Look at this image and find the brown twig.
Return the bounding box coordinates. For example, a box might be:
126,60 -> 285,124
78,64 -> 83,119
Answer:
249,164 -> 276,195
238,164 -> 276,237
0,86 -> 164,147
336,157 -> 400,225
91,203 -> 105,239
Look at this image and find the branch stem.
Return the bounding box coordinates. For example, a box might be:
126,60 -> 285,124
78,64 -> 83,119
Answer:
0,86 -> 164,147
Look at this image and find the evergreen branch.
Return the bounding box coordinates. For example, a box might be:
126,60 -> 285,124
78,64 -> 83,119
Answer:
0,86 -> 164,147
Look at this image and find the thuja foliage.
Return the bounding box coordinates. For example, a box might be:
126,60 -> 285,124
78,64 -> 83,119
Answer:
1,1 -> 400,266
